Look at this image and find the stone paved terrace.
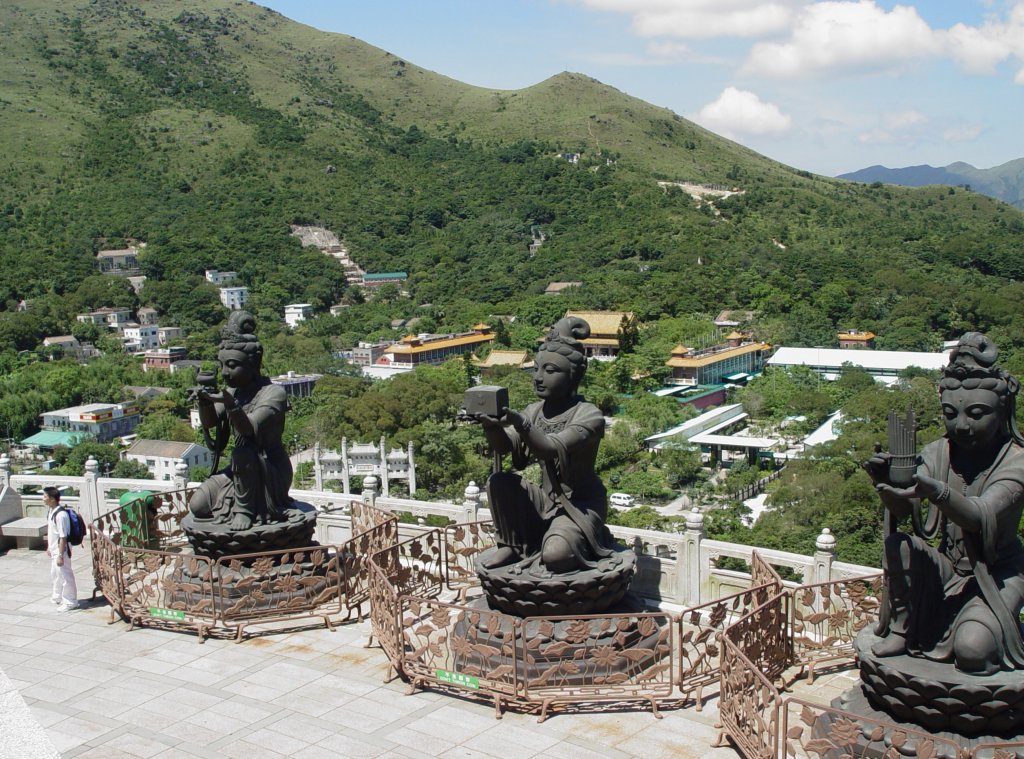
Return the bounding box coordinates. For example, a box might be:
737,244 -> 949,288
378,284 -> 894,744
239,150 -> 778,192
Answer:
0,545 -> 856,759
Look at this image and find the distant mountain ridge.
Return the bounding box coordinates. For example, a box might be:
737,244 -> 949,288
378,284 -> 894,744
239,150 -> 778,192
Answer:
838,159 -> 1024,210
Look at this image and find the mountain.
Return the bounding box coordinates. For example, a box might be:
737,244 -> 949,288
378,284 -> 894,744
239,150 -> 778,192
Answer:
2,0 -> 1024,359
838,159 -> 1024,210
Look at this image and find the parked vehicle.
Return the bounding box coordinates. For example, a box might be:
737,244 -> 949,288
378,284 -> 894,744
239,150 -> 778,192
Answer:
609,492 -> 635,508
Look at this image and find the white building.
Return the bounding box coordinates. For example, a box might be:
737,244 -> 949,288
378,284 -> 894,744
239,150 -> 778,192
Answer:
205,270 -> 238,285
767,347 -> 950,385
122,323 -> 159,352
157,326 -> 184,346
219,286 -> 249,310
311,438 -> 416,496
123,439 -> 213,481
284,303 -> 313,328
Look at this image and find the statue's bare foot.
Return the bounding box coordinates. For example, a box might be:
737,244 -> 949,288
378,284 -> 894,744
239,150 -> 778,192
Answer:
230,513 -> 253,531
481,546 -> 519,570
871,633 -> 907,657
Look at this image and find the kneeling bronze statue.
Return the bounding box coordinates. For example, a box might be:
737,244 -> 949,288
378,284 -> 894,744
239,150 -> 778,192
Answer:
466,317 -> 634,617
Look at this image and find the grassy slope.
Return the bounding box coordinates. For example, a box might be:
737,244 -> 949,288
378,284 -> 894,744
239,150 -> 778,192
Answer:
1,0 -> 1023,356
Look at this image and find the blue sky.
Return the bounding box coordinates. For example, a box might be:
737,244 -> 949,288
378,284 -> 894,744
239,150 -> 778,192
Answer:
260,1 -> 1024,176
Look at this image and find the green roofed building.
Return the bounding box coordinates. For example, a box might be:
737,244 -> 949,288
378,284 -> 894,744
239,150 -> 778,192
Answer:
361,272 -> 407,288
20,431 -> 89,450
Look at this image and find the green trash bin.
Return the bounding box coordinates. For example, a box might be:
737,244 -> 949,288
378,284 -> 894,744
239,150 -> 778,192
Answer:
119,491 -> 158,549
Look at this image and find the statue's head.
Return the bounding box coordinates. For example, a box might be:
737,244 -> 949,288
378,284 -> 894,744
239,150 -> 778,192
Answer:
534,317 -> 590,399
217,311 -> 263,388
938,332 -> 1022,449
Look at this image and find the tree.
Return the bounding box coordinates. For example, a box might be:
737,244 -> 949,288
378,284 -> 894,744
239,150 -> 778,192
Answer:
111,459 -> 153,480
135,412 -> 195,442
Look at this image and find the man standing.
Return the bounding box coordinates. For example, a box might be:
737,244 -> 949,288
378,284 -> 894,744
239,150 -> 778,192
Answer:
45,486 -> 78,611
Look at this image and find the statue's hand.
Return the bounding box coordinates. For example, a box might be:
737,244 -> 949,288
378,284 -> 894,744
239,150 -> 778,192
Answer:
473,412 -> 504,429
912,473 -> 946,503
503,408 -> 528,432
861,448 -> 892,484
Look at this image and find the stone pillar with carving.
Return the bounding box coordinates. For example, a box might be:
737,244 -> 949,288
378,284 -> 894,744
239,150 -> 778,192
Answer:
407,441 -> 416,495
682,507 -> 706,607
174,460 -> 189,491
0,454 -> 10,491
362,474 -> 378,510
341,438 -> 350,495
313,442 -> 323,491
379,436 -> 389,497
461,481 -> 480,523
814,527 -> 835,587
83,456 -> 100,524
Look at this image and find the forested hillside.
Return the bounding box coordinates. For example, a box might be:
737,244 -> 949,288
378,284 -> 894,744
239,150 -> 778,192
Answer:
1,0 -> 1023,363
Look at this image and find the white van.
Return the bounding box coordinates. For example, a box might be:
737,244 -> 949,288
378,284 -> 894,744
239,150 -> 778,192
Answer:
609,492 -> 635,508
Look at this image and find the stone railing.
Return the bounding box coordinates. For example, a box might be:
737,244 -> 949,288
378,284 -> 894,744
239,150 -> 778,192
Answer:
317,476 -> 875,611
3,456 -> 876,611
1,455 -> 196,524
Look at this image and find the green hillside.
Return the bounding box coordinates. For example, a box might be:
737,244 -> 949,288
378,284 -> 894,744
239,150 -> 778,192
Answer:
1,0 -> 1024,361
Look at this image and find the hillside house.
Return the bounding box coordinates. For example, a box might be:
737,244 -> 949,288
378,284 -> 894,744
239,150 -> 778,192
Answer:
544,282 -> 582,296
768,346 -> 949,385
475,349 -> 534,374
219,286 -> 249,310
123,439 -> 213,481
205,270 -> 238,286
136,307 -> 158,326
562,310 -> 636,359
42,336 -> 82,360
665,332 -> 771,387
361,272 -> 408,289
157,326 -> 184,346
122,324 -> 159,352
38,401 -> 141,443
376,325 -> 494,369
838,330 -> 876,349
284,303 -> 313,328
270,371 -> 322,398
96,245 -> 142,276
143,347 -> 187,372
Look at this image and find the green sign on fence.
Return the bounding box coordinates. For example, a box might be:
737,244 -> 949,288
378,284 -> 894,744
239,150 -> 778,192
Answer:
149,607 -> 185,621
436,669 -> 479,689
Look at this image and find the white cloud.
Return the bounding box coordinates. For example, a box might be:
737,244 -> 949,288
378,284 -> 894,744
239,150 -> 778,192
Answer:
942,124 -> 984,142
573,0 -> 1024,83
884,110 -> 926,130
571,0 -> 800,39
744,1 -> 940,78
646,41 -> 690,60
694,87 -> 792,137
856,109 -> 928,145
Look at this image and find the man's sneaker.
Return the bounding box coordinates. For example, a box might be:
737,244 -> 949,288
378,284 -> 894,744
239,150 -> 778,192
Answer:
50,597 -> 62,605
57,602 -> 79,612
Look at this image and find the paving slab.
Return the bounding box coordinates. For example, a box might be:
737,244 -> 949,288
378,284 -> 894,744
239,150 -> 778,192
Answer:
1,544 -> 853,758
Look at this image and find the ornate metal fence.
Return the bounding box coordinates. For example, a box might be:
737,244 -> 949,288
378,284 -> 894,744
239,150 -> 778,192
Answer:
782,697 -> 966,759
401,597 -> 522,718
442,520 -> 495,598
716,633 -> 782,759
91,494 -> 371,642
521,611 -> 674,723
789,573 -> 883,684
677,583 -> 776,710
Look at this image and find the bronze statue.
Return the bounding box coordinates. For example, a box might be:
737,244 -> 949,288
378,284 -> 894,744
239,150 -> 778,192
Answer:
183,311 -> 313,558
468,316 -> 634,616
864,332 -> 1024,675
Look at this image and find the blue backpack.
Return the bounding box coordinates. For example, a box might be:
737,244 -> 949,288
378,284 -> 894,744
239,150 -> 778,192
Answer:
56,505 -> 87,546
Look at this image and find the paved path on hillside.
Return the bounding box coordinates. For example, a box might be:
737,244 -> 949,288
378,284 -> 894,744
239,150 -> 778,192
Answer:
0,545 -> 854,758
